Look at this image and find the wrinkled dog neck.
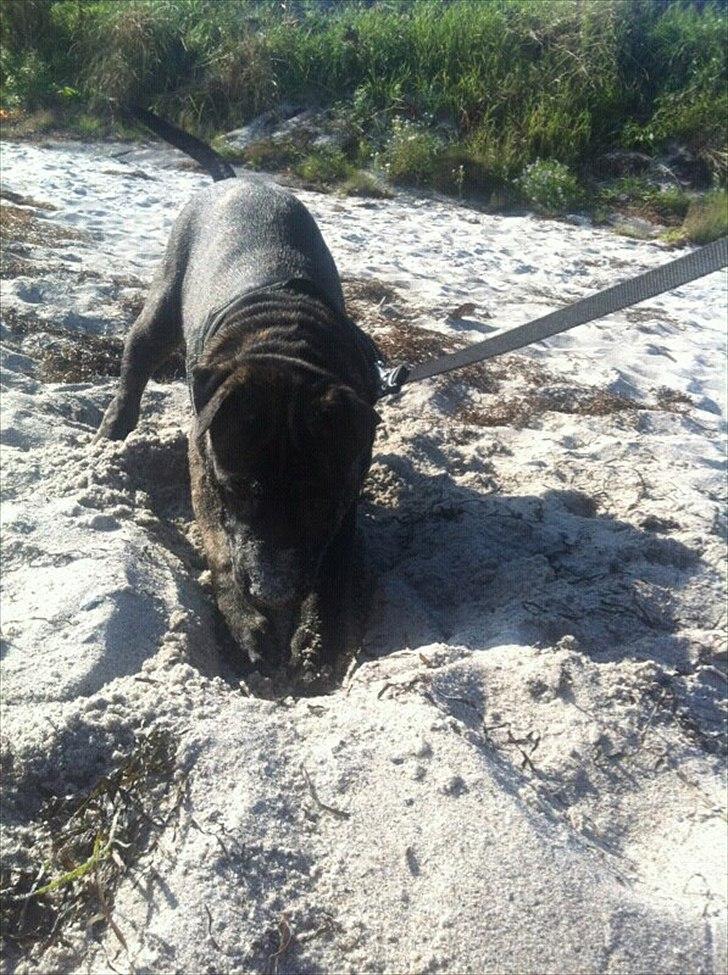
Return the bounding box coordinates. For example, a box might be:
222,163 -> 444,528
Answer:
195,288 -> 379,408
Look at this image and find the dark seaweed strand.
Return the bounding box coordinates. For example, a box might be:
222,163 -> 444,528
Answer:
204,290 -> 381,403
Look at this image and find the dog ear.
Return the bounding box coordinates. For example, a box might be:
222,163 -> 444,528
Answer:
201,381 -> 265,471
192,366 -> 243,443
191,364 -> 230,415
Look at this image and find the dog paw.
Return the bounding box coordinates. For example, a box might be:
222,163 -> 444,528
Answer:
94,402 -> 138,442
240,613 -> 278,669
94,419 -> 132,442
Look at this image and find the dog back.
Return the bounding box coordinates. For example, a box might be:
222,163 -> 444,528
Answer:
176,178 -> 346,344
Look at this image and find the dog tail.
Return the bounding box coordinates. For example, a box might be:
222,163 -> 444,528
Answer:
119,103 -> 236,182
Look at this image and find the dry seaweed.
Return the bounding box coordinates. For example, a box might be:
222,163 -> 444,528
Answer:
0,730 -> 183,965
456,385 -> 693,429
1,305 -> 185,384
0,203 -> 84,249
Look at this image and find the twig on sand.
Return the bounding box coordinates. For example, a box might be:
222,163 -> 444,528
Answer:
628,468 -> 650,510
638,688 -> 668,742
15,865 -> 46,934
99,940 -> 123,974
296,912 -> 340,943
204,903 -> 220,951
268,915 -> 293,973
482,722 -> 541,772
94,867 -> 128,952
188,817 -> 241,858
439,692 -> 482,716
506,728 -> 541,771
301,766 -> 351,820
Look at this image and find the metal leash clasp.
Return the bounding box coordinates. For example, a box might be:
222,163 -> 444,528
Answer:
377,362 -> 410,398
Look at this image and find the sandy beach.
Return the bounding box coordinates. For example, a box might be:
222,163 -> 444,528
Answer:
1,138 -> 726,974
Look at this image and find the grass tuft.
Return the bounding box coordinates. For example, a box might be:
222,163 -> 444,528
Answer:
236,137 -> 303,172
517,159 -> 582,216
670,190 -> 728,244
598,176 -> 692,225
339,170 -> 393,199
295,147 -> 354,186
379,119 -> 444,186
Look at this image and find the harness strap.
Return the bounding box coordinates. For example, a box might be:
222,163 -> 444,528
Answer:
379,236 -> 728,396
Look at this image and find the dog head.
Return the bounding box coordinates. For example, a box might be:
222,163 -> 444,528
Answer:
192,360 -> 379,612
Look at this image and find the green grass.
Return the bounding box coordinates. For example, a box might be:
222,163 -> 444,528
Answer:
665,190 -> 728,245
211,139 -> 249,163
517,159 -> 582,216
597,176 -> 692,225
378,118 -> 444,186
295,147 -> 355,185
612,221 -> 657,241
0,104 -> 139,141
2,107 -> 56,137
228,137 -> 303,172
67,112 -> 106,139
2,0 -> 726,200
339,170 -> 393,198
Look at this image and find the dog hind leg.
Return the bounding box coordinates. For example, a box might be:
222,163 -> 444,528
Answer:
96,283 -> 181,441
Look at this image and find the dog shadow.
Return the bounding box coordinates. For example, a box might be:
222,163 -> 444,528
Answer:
119,425 -> 713,702
359,445 -> 704,671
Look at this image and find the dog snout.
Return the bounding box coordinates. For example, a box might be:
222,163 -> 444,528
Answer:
233,546 -> 302,611
244,574 -> 299,611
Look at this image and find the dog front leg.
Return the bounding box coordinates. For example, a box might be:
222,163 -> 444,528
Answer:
189,433 -> 280,669
291,504 -> 357,673
290,591 -> 324,674
320,502 -> 357,661
96,283 -> 181,441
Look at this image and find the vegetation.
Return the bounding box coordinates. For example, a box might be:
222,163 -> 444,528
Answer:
1,0 -> 726,209
665,189 -> 728,244
1,731 -> 181,958
379,118 -> 444,186
339,170 -> 393,198
598,176 -> 692,224
517,159 -> 583,215
295,146 -> 355,185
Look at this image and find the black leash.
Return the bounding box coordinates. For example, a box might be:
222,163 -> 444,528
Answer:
378,236 -> 728,397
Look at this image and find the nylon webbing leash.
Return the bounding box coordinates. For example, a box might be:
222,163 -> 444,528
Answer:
378,236 -> 728,397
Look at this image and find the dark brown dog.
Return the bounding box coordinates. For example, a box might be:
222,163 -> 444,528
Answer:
96,110 -> 381,676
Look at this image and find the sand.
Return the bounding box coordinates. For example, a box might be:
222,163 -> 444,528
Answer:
0,139 -> 726,974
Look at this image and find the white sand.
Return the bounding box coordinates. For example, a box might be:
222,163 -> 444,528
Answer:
1,139 -> 726,974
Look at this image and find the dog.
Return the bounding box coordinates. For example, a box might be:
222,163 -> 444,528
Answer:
96,107 -> 382,677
